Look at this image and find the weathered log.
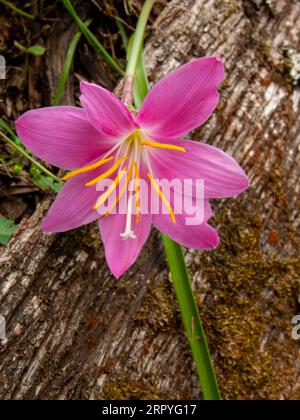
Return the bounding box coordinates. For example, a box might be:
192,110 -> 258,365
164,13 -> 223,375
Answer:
0,0 -> 300,400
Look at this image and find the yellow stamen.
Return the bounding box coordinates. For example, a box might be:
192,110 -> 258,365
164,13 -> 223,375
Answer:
105,162 -> 134,216
86,157 -> 128,187
147,173 -> 176,224
62,156 -> 114,180
141,140 -> 186,153
93,169 -> 127,210
134,162 -> 141,224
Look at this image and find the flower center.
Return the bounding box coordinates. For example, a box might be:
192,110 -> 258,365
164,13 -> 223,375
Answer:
62,129 -> 186,240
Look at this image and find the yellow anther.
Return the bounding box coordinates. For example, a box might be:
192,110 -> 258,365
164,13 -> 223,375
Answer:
105,162 -> 134,216
141,140 -> 186,153
147,173 -> 176,224
93,169 -> 127,210
62,156 -> 114,180
86,157 -> 128,187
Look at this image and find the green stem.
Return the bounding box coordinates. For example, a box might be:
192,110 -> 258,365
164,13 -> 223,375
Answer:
162,236 -> 221,400
125,0 -> 154,78
52,20 -> 92,106
0,131 -> 62,184
122,0 -> 155,105
0,0 -> 36,20
62,0 -> 124,76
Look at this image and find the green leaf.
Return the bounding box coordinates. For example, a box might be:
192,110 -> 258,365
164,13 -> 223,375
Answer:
26,45 -> 46,56
52,181 -> 63,193
52,20 -> 92,106
33,174 -> 63,192
0,216 -> 17,246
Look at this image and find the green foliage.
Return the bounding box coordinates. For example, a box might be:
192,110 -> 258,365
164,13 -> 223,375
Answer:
0,127 -> 62,192
26,45 -> 46,56
0,216 -> 16,246
14,41 -> 46,56
32,174 -> 62,192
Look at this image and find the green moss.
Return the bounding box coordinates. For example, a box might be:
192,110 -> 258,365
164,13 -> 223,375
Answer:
187,186 -> 300,399
75,224 -> 102,254
132,273 -> 180,332
100,374 -> 173,400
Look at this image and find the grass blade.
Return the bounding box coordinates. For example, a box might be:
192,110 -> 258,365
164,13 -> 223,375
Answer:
0,0 -> 36,20
52,20 -> 92,106
62,0 -> 124,76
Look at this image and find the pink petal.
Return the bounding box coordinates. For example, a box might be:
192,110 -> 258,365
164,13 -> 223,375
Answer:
80,81 -> 136,138
99,213 -> 152,279
15,107 -> 111,170
152,185 -> 218,249
149,138 -> 249,198
154,214 -> 220,249
41,165 -> 109,232
137,56 -> 224,137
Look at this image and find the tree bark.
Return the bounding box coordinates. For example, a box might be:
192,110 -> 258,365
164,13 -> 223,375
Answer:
0,0 -> 300,400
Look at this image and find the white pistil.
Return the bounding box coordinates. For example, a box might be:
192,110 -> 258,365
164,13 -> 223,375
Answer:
120,193 -> 136,240
120,135 -> 141,240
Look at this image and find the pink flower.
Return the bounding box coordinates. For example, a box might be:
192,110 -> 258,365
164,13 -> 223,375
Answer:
15,56 -> 249,278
